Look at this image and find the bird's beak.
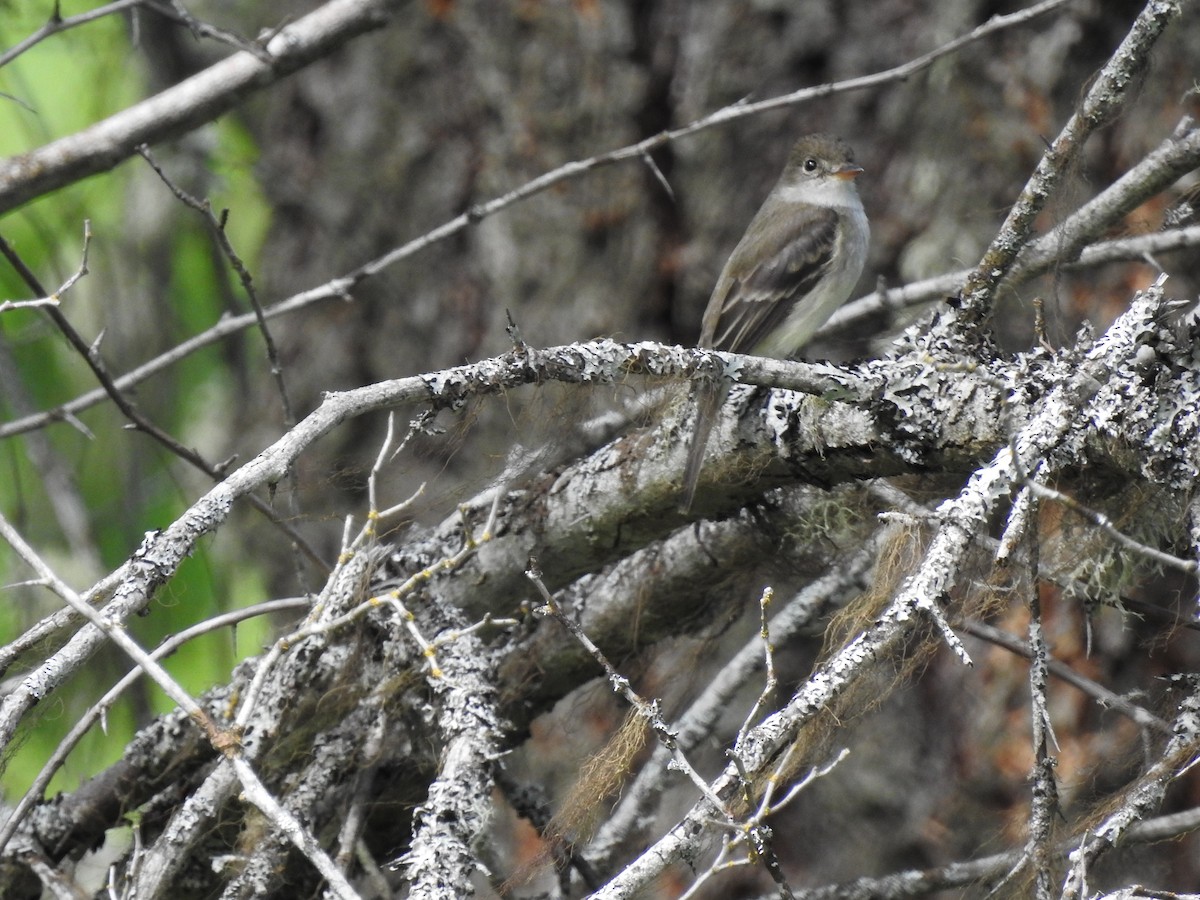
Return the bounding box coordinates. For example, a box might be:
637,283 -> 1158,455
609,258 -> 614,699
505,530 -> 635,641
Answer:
833,164 -> 865,181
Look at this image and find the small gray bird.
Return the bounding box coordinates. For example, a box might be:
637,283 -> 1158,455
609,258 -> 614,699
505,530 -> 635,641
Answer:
680,133 -> 869,510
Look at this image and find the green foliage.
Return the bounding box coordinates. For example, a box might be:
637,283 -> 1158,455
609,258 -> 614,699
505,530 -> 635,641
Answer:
209,118 -> 271,266
0,5 -> 276,802
0,0 -> 140,280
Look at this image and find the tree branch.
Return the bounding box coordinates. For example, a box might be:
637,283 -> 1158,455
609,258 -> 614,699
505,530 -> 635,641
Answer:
0,0 -> 405,214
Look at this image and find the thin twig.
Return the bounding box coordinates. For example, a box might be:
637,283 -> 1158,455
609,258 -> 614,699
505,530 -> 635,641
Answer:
136,145 -> 297,429
0,512 -> 230,746
525,559 -> 734,819
0,596 -> 307,855
135,144 -> 314,586
147,0 -> 273,61
0,0 -> 143,70
0,275 -> 354,440
0,297 -> 59,313
959,619 -> 1170,735
230,757 -> 360,900
734,587 -> 780,756
958,0 -> 1187,328
588,531 -> 882,873
1019,477 -> 1198,575
681,748 -> 848,900
350,0 -> 1075,284
0,226 -> 330,570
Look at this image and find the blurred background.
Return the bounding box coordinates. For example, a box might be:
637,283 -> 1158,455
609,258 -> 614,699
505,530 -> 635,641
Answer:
2,0 -> 1199,893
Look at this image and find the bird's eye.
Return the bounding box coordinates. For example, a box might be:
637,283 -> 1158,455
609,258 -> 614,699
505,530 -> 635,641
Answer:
803,158 -> 818,173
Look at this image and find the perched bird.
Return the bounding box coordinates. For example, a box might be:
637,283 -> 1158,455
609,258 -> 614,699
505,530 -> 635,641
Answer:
680,133 -> 869,510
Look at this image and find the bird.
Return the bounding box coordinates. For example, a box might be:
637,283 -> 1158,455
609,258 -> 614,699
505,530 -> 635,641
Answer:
680,133 -> 869,511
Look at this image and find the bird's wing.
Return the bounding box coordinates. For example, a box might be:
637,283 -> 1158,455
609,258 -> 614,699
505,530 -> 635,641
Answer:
703,203 -> 840,354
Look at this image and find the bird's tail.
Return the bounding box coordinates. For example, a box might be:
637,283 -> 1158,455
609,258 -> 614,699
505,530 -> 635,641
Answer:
679,379 -> 728,512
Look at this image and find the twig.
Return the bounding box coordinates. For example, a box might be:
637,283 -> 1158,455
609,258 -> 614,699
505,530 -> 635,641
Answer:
230,757 -> 360,900
734,587 -> 781,756
0,0 -> 1073,219
136,145 -> 296,429
136,143 -> 314,585
1018,477 -> 1197,575
0,511 -> 232,749
0,0 -> 143,70
0,0 -> 270,71
0,510 -> 354,895
959,619 -> 1170,735
681,748 -> 848,900
0,293 -> 258,427
958,0 -> 1187,328
0,225 -> 329,570
350,0 -> 1075,284
0,566 -> 127,675
234,485 -> 486,730
525,559 -> 733,818
146,0 -> 273,61
587,531 -> 882,872
0,296 -> 60,313
0,597 -> 308,854
1062,676 -> 1200,898
1024,506 -> 1059,900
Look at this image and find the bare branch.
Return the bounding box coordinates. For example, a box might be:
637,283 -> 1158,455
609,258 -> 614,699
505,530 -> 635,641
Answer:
830,120 -> 1200,338
0,0 -> 407,214
959,0 -> 1188,326
960,618 -> 1171,735
0,225 -> 329,570
0,598 -> 305,854
591,274 -> 1179,898
0,0 -> 1070,223
1062,676 -> 1200,898
0,0 -> 143,70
